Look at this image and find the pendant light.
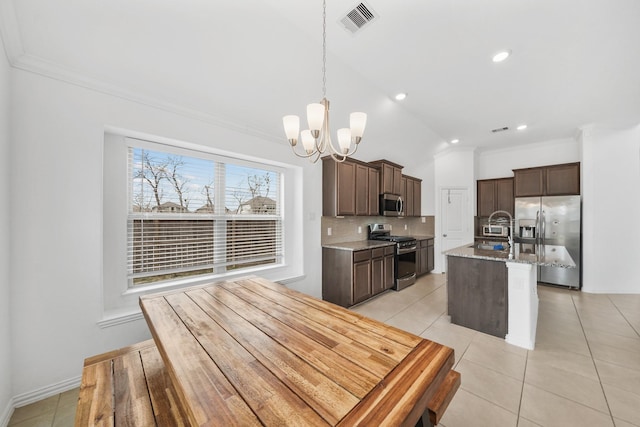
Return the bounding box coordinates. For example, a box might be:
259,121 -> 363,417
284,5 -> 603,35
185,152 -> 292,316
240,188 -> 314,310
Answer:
282,0 -> 367,163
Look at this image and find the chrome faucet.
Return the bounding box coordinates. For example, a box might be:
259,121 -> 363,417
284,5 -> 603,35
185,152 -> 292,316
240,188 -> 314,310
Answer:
488,210 -> 515,257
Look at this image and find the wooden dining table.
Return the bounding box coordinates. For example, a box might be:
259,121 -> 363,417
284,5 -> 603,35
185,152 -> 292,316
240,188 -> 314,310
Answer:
139,275 -> 458,426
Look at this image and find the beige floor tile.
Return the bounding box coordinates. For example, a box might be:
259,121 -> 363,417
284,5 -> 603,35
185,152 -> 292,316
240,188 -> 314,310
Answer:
537,305 -> 583,328
608,294 -> 640,311
349,295 -> 406,322
471,331 -> 528,357
520,383 -> 614,427
56,388 -> 79,410
524,355 -> 609,413
613,418 -> 640,427
601,383 -> 640,426
538,285 -> 575,302
383,300 -> 444,336
8,412 -> 55,427
590,341 -> 640,372
455,359 -> 523,413
584,328 -> 640,354
578,312 -> 639,338
534,323 -> 591,356
52,403 -> 76,427
526,347 -> 600,381
571,293 -> 617,311
517,417 -> 543,427
461,338 -> 527,381
595,359 -> 640,395
438,389 -> 518,427
421,316 -> 477,364
9,396 -> 58,425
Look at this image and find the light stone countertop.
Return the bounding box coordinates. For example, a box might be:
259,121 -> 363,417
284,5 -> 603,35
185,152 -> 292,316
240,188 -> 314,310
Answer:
412,235 -> 435,241
445,242 -> 576,268
322,240 -> 396,251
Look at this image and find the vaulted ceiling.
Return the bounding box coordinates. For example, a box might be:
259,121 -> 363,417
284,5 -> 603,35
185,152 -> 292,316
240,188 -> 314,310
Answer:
2,0 -> 639,163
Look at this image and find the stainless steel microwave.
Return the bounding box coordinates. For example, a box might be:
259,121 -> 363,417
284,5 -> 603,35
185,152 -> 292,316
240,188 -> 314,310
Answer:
482,224 -> 509,237
380,193 -> 404,216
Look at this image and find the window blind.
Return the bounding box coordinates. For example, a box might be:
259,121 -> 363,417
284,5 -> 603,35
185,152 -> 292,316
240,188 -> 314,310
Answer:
126,145 -> 283,286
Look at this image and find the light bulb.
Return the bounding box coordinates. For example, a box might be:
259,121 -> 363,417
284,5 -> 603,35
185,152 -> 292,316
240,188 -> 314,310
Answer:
282,115 -> 300,144
301,130 -> 315,154
350,112 -> 367,141
307,103 -> 324,135
337,128 -> 352,154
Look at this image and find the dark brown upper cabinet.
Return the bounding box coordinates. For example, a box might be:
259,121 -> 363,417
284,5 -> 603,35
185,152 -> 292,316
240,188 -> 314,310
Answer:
401,174 -> 422,217
513,162 -> 580,197
323,158 -> 356,216
477,178 -> 514,217
323,157 -> 380,216
369,160 -> 403,195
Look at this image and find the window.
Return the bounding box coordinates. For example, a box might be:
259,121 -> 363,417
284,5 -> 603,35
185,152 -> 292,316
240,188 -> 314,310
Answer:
127,145 -> 283,287
102,132 -> 303,326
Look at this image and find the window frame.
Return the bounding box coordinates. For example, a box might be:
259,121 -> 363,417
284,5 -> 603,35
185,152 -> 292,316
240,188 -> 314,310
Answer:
101,132 -> 304,326
126,141 -> 285,287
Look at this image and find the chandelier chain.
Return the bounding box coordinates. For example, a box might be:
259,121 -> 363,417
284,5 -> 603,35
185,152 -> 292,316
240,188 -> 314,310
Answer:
322,0 -> 327,98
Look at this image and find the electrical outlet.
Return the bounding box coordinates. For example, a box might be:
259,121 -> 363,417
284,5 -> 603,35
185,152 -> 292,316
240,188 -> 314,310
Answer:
404,224 -> 407,230
327,227 -> 332,236
421,217 -> 426,223
357,226 -> 362,234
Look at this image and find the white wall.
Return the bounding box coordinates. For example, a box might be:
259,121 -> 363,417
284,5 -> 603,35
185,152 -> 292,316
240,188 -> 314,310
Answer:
581,124 -> 640,293
475,137 -> 580,180
433,147 -> 476,272
0,38 -> 13,424
8,67 -> 323,398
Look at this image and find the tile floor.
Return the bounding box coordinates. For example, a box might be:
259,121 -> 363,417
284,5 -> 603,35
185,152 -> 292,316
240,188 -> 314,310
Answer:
350,274 -> 640,427
7,273 -> 640,426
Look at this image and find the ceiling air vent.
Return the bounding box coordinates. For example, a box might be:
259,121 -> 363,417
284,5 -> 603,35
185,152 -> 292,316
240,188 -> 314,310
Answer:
340,2 -> 378,35
491,126 -> 510,133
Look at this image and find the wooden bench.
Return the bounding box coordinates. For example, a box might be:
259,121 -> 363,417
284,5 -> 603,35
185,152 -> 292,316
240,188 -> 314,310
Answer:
75,339 -> 459,426
427,370 -> 461,425
74,340 -> 188,426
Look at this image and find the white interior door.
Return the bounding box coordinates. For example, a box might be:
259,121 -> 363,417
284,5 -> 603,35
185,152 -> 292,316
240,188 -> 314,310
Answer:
439,188 -> 470,271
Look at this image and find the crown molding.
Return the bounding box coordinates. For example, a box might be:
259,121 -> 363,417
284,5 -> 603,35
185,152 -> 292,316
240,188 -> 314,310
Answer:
0,0 -> 284,145
11,53 -> 283,143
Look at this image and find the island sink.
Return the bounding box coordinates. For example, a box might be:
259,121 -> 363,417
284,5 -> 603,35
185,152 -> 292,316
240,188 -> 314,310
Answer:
469,243 -> 508,251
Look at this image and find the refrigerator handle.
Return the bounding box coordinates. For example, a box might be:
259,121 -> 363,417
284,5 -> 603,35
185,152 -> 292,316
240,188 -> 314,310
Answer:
535,210 -> 540,242
541,210 -> 546,244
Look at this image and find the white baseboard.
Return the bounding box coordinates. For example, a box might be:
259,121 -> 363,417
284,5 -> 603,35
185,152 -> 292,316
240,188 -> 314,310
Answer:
12,376 -> 81,409
0,397 -> 14,427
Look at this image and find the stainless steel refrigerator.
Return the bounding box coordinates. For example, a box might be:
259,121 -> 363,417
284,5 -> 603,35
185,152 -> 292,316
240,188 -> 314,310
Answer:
514,195 -> 581,289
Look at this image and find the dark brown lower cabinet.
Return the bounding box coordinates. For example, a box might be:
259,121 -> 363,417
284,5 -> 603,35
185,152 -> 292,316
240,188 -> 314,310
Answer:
353,259 -> 372,304
446,255 -> 508,338
322,245 -> 395,307
417,238 -> 435,276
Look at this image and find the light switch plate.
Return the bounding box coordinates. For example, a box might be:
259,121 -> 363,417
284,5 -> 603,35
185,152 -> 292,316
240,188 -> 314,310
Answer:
327,227 -> 332,236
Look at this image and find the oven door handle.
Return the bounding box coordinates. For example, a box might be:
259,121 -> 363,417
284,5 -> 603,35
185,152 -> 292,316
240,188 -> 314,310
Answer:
397,245 -> 417,254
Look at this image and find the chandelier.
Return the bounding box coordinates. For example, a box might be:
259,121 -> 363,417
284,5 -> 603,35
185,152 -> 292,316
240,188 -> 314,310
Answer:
282,0 -> 367,163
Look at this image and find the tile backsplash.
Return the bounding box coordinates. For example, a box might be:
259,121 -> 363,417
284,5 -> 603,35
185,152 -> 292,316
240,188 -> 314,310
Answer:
321,216 -> 435,245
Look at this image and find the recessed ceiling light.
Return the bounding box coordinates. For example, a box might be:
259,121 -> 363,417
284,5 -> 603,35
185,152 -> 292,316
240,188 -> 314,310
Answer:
516,124 -> 528,130
395,93 -> 407,101
450,139 -> 459,144
492,50 -> 511,63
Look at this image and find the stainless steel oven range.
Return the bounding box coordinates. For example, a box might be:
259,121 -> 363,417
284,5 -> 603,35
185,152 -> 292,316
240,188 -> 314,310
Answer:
368,224 -> 417,291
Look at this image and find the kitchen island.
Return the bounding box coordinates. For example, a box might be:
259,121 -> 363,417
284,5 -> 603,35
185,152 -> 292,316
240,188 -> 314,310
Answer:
445,243 -> 575,349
